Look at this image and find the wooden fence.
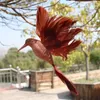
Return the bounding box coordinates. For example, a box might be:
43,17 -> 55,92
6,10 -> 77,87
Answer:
30,70 -> 54,91
75,83 -> 100,100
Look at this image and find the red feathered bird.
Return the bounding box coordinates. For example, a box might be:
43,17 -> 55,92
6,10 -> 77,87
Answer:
18,6 -> 82,95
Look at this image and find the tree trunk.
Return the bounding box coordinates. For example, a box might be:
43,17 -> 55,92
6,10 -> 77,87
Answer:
82,48 -> 89,80
85,55 -> 89,80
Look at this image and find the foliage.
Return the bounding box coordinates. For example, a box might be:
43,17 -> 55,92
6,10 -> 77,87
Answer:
67,51 -> 85,65
1,47 -> 100,72
92,38 -> 100,48
90,49 -> 100,69
50,1 -> 74,17
0,47 -> 51,70
0,47 -> 85,72
77,1 -> 100,80
50,1 -> 100,79
53,51 -> 85,72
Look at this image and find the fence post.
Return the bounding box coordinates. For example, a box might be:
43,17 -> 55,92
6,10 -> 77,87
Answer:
17,66 -> 21,88
9,65 -> 12,84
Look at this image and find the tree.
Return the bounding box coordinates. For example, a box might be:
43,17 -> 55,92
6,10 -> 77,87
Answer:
0,0 -> 46,29
90,49 -> 100,69
50,1 -> 74,16
0,0 -> 61,30
50,1 -> 100,80
0,48 -> 33,69
0,47 -> 51,70
78,1 -> 100,80
53,50 -> 85,73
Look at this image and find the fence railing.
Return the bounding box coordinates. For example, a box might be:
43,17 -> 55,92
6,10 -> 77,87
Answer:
0,67 -> 29,88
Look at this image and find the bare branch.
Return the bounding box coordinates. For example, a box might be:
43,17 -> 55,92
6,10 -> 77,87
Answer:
0,8 -> 36,17
0,0 -> 13,4
0,8 -> 19,16
7,0 -> 21,5
12,8 -> 36,26
6,0 -> 46,9
0,41 -> 12,46
0,0 -> 14,6
0,0 -> 61,29
80,6 -> 100,27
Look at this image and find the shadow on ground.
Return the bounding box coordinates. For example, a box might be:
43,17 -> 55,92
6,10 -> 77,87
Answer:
19,87 -> 75,100
19,87 -> 34,92
57,91 -> 75,100
19,87 -> 58,95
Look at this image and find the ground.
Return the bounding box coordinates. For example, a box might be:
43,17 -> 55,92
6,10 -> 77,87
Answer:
0,86 -> 75,100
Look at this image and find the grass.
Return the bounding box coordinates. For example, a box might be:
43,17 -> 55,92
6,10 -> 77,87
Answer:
74,78 -> 100,84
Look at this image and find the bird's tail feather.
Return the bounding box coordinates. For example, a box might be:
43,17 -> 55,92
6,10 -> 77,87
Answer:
53,65 -> 78,95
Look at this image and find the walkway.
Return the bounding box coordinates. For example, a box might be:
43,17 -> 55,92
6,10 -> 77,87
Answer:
0,86 -> 75,100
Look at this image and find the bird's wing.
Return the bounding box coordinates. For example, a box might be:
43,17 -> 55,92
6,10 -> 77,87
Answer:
36,6 -> 82,59
36,6 -> 49,37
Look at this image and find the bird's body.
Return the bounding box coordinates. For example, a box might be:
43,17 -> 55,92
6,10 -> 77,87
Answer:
29,39 -> 54,65
18,6 -> 82,95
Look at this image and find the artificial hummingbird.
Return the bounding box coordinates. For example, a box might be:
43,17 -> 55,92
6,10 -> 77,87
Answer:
18,6 -> 82,95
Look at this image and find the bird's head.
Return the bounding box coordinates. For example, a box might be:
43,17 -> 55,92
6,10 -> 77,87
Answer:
18,38 -> 36,52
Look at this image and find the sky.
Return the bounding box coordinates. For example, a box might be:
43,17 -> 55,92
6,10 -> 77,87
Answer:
0,25 -> 32,53
0,0 -> 98,54
0,0 -> 53,53
0,0 -> 66,53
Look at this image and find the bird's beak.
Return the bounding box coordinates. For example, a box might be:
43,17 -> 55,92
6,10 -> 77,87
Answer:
18,44 -> 27,52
